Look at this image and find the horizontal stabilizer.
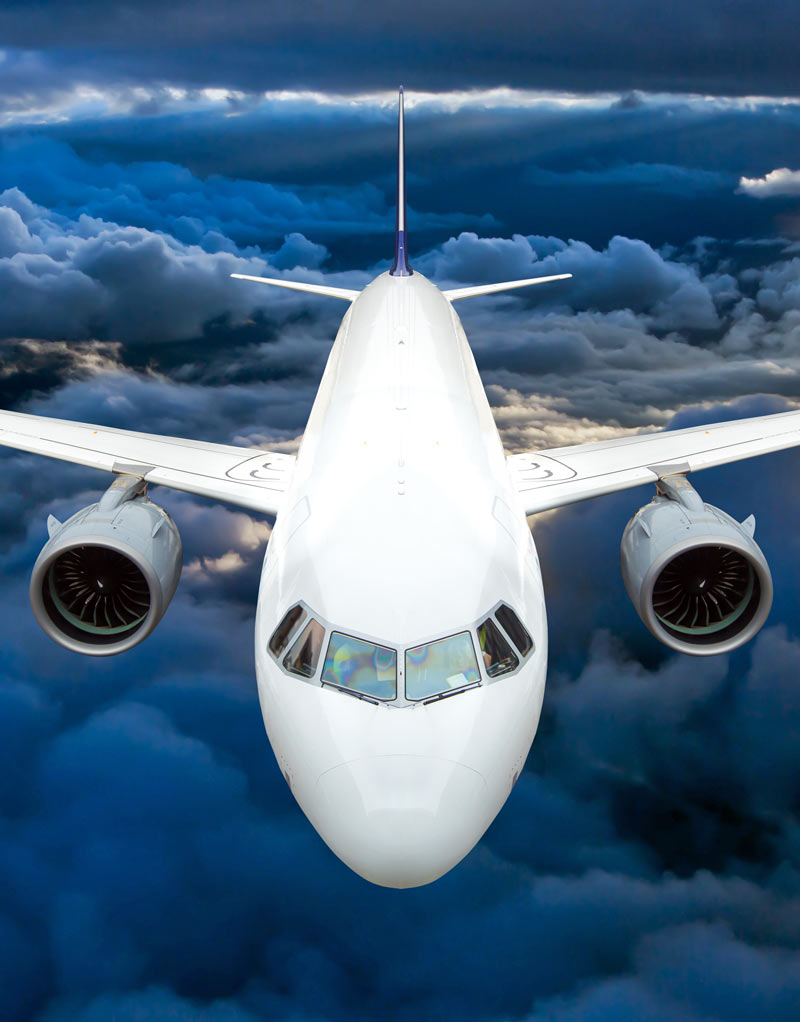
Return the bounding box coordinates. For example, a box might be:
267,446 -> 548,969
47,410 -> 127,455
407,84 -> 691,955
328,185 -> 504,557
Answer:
231,273 -> 360,302
443,273 -> 571,301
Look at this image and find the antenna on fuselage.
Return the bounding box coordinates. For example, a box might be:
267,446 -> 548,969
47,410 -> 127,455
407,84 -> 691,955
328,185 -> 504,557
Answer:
389,87 -> 412,277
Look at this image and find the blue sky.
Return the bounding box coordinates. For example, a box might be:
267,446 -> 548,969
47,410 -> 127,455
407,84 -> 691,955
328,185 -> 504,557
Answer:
0,3 -> 799,1019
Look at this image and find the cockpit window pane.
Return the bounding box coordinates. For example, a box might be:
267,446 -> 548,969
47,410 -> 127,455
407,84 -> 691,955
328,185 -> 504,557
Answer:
269,605 -> 305,658
322,632 -> 397,700
284,618 -> 325,678
477,617 -> 519,677
405,631 -> 480,701
496,604 -> 534,656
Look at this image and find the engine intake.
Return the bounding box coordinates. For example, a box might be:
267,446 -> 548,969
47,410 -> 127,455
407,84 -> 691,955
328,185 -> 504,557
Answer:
31,475 -> 182,656
621,475 -> 772,656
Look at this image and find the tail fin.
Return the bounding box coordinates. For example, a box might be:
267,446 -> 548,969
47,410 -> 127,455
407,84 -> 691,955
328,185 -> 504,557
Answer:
389,87 -> 412,277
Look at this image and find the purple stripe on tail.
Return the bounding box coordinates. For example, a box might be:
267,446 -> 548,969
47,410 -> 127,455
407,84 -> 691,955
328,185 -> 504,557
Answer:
392,230 -> 411,278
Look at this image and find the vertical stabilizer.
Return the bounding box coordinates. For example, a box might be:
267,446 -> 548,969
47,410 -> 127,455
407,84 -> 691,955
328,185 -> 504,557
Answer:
389,87 -> 412,277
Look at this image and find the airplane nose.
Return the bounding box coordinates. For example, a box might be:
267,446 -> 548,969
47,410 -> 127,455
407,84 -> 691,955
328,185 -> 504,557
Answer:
312,756 -> 488,888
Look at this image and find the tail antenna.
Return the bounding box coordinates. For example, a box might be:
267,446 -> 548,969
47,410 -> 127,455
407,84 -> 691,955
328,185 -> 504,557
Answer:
389,87 -> 412,277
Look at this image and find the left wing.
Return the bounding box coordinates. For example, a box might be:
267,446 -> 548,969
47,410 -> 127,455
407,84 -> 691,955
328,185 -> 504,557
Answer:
508,408 -> 800,515
0,407 -> 295,515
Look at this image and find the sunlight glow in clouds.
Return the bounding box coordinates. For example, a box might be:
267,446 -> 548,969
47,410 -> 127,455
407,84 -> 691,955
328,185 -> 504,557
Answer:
2,53 -> 800,130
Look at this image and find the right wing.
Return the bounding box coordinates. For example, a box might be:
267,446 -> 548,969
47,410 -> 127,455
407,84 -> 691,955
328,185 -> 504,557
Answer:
0,407 -> 295,515
508,408 -> 800,515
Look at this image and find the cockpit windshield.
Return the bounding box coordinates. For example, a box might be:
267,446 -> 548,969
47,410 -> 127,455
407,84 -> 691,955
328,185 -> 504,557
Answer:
405,631 -> 480,701
269,604 -> 304,657
269,600 -> 532,703
322,632 -> 397,701
284,618 -> 325,678
496,603 -> 533,656
477,617 -> 519,677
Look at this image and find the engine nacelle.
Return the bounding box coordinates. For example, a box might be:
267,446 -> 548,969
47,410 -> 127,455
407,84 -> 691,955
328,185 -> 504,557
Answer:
620,475 -> 772,656
30,475 -> 182,656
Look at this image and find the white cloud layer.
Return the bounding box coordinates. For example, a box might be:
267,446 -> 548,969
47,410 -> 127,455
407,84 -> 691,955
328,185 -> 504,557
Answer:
738,168 -> 800,198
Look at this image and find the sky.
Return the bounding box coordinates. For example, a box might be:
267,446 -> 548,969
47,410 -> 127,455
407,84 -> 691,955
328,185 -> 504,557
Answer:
0,1 -> 799,1019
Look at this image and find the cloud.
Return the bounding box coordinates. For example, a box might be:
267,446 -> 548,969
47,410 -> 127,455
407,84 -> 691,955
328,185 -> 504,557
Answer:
0,136 -> 495,346
525,923 -> 800,1022
1,3 -> 800,96
0,186 -> 362,344
752,258 -> 800,316
1,156 -> 799,466
419,232 -> 721,329
739,168 -> 800,197
0,135 -> 488,250
0,80 -> 799,1021
41,987 -> 262,1022
2,87 -> 796,261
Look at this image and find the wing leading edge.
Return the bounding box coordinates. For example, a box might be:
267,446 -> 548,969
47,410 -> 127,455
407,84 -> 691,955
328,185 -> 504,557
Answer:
509,408 -> 800,515
0,407 -> 294,515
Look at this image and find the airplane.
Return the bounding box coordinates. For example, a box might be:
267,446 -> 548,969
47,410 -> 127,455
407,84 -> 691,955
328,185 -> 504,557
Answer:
2,88 -> 799,888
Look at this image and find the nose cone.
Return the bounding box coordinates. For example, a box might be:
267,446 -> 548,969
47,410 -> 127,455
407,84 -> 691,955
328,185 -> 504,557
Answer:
312,756 -> 488,888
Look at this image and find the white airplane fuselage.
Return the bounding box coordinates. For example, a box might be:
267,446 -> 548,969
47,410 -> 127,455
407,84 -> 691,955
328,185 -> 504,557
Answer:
254,270 -> 548,887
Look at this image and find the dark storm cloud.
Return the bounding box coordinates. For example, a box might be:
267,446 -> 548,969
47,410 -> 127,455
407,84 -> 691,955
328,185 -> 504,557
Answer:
419,232 -> 722,328
418,231 -> 800,443
0,184 -> 360,345
0,133 -> 501,347
6,92 -> 796,256
0,127 -> 797,453
0,1 -> 799,96
523,920 -> 800,1021
2,154 -> 800,450
0,135 -> 485,249
23,89 -> 800,186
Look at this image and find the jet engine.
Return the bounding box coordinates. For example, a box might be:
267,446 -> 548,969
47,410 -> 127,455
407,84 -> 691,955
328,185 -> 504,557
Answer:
620,474 -> 772,656
30,474 -> 182,656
